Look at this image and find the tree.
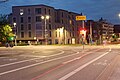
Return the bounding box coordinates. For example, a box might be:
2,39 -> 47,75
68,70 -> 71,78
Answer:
0,14 -> 9,26
0,25 -> 14,42
0,14 -> 14,42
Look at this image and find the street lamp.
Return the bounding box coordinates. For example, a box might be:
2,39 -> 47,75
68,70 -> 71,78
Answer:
118,13 -> 120,18
13,22 -> 17,46
41,15 -> 50,45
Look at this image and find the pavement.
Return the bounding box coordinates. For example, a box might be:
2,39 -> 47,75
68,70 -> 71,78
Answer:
0,45 -> 120,80
108,55 -> 120,80
0,45 -> 110,56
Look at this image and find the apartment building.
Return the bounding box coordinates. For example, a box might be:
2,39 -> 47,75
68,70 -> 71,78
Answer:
86,18 -> 114,44
11,4 -> 82,44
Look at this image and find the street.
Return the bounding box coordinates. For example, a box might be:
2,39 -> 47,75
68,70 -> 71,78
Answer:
0,45 -> 120,80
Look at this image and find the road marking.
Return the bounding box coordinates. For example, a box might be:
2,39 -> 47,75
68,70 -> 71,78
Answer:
0,51 -> 79,76
31,49 -> 103,80
63,49 -> 101,64
20,55 -> 46,58
0,49 -> 101,76
0,51 -> 64,68
58,48 -> 111,80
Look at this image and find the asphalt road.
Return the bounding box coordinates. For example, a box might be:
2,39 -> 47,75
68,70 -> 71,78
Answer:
0,45 -> 120,80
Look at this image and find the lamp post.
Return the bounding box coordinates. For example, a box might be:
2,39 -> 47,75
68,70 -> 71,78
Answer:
89,21 -> 92,45
41,15 -> 50,45
13,22 -> 17,46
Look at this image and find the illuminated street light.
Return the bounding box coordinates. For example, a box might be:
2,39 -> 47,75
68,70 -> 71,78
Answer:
13,22 -> 17,46
41,15 -> 50,45
118,13 -> 120,17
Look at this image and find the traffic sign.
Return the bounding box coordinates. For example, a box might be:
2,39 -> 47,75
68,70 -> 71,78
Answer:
76,16 -> 86,21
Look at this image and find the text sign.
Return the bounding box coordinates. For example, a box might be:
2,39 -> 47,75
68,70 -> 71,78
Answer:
76,16 -> 86,21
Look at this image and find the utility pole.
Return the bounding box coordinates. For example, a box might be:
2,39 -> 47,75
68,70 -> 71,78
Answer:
90,21 -> 92,45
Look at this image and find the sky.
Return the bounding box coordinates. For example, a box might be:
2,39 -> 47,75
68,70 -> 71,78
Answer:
0,0 -> 120,24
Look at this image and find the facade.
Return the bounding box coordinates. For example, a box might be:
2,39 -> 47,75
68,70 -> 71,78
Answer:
114,25 -> 120,38
11,4 -> 82,45
86,18 -> 114,44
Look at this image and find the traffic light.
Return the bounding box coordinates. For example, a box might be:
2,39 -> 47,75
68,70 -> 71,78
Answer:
8,36 -> 14,41
80,28 -> 86,35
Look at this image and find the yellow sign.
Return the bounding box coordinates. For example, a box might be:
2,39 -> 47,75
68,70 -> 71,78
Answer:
76,16 -> 86,21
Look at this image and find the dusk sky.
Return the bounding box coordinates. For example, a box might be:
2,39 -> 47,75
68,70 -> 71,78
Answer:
0,0 -> 120,24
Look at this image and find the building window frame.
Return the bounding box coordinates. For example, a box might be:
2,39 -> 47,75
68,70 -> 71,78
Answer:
21,32 -> 24,38
28,31 -> 32,38
36,16 -> 41,22
28,24 -> 31,30
35,8 -> 41,14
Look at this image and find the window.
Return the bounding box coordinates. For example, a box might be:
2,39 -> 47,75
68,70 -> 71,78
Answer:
49,9 -> 51,15
13,17 -> 16,22
36,23 -> 42,30
59,31 -> 60,37
28,24 -> 31,30
49,24 -> 52,30
62,12 -> 64,17
20,17 -> 24,23
45,8 -> 46,14
21,24 -> 24,30
28,31 -> 32,37
28,17 -> 31,23
56,31 -> 57,37
55,39 -> 58,44
21,32 -> 24,38
49,31 -> 52,37
35,8 -> 41,14
61,19 -> 64,24
36,31 -> 42,37
28,9 -> 31,15
36,16 -> 41,22
49,19 -> 51,23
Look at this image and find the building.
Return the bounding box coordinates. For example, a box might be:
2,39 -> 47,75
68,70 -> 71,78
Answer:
11,4 -> 82,45
113,25 -> 120,41
86,18 -> 114,44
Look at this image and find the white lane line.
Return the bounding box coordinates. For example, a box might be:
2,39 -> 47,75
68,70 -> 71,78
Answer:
63,49 -> 101,64
0,49 -> 101,76
0,51 -> 79,76
0,51 -> 64,68
58,48 -> 111,80
20,55 -> 46,58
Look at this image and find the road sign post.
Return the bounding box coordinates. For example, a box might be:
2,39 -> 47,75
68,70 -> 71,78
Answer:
76,15 -> 86,50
